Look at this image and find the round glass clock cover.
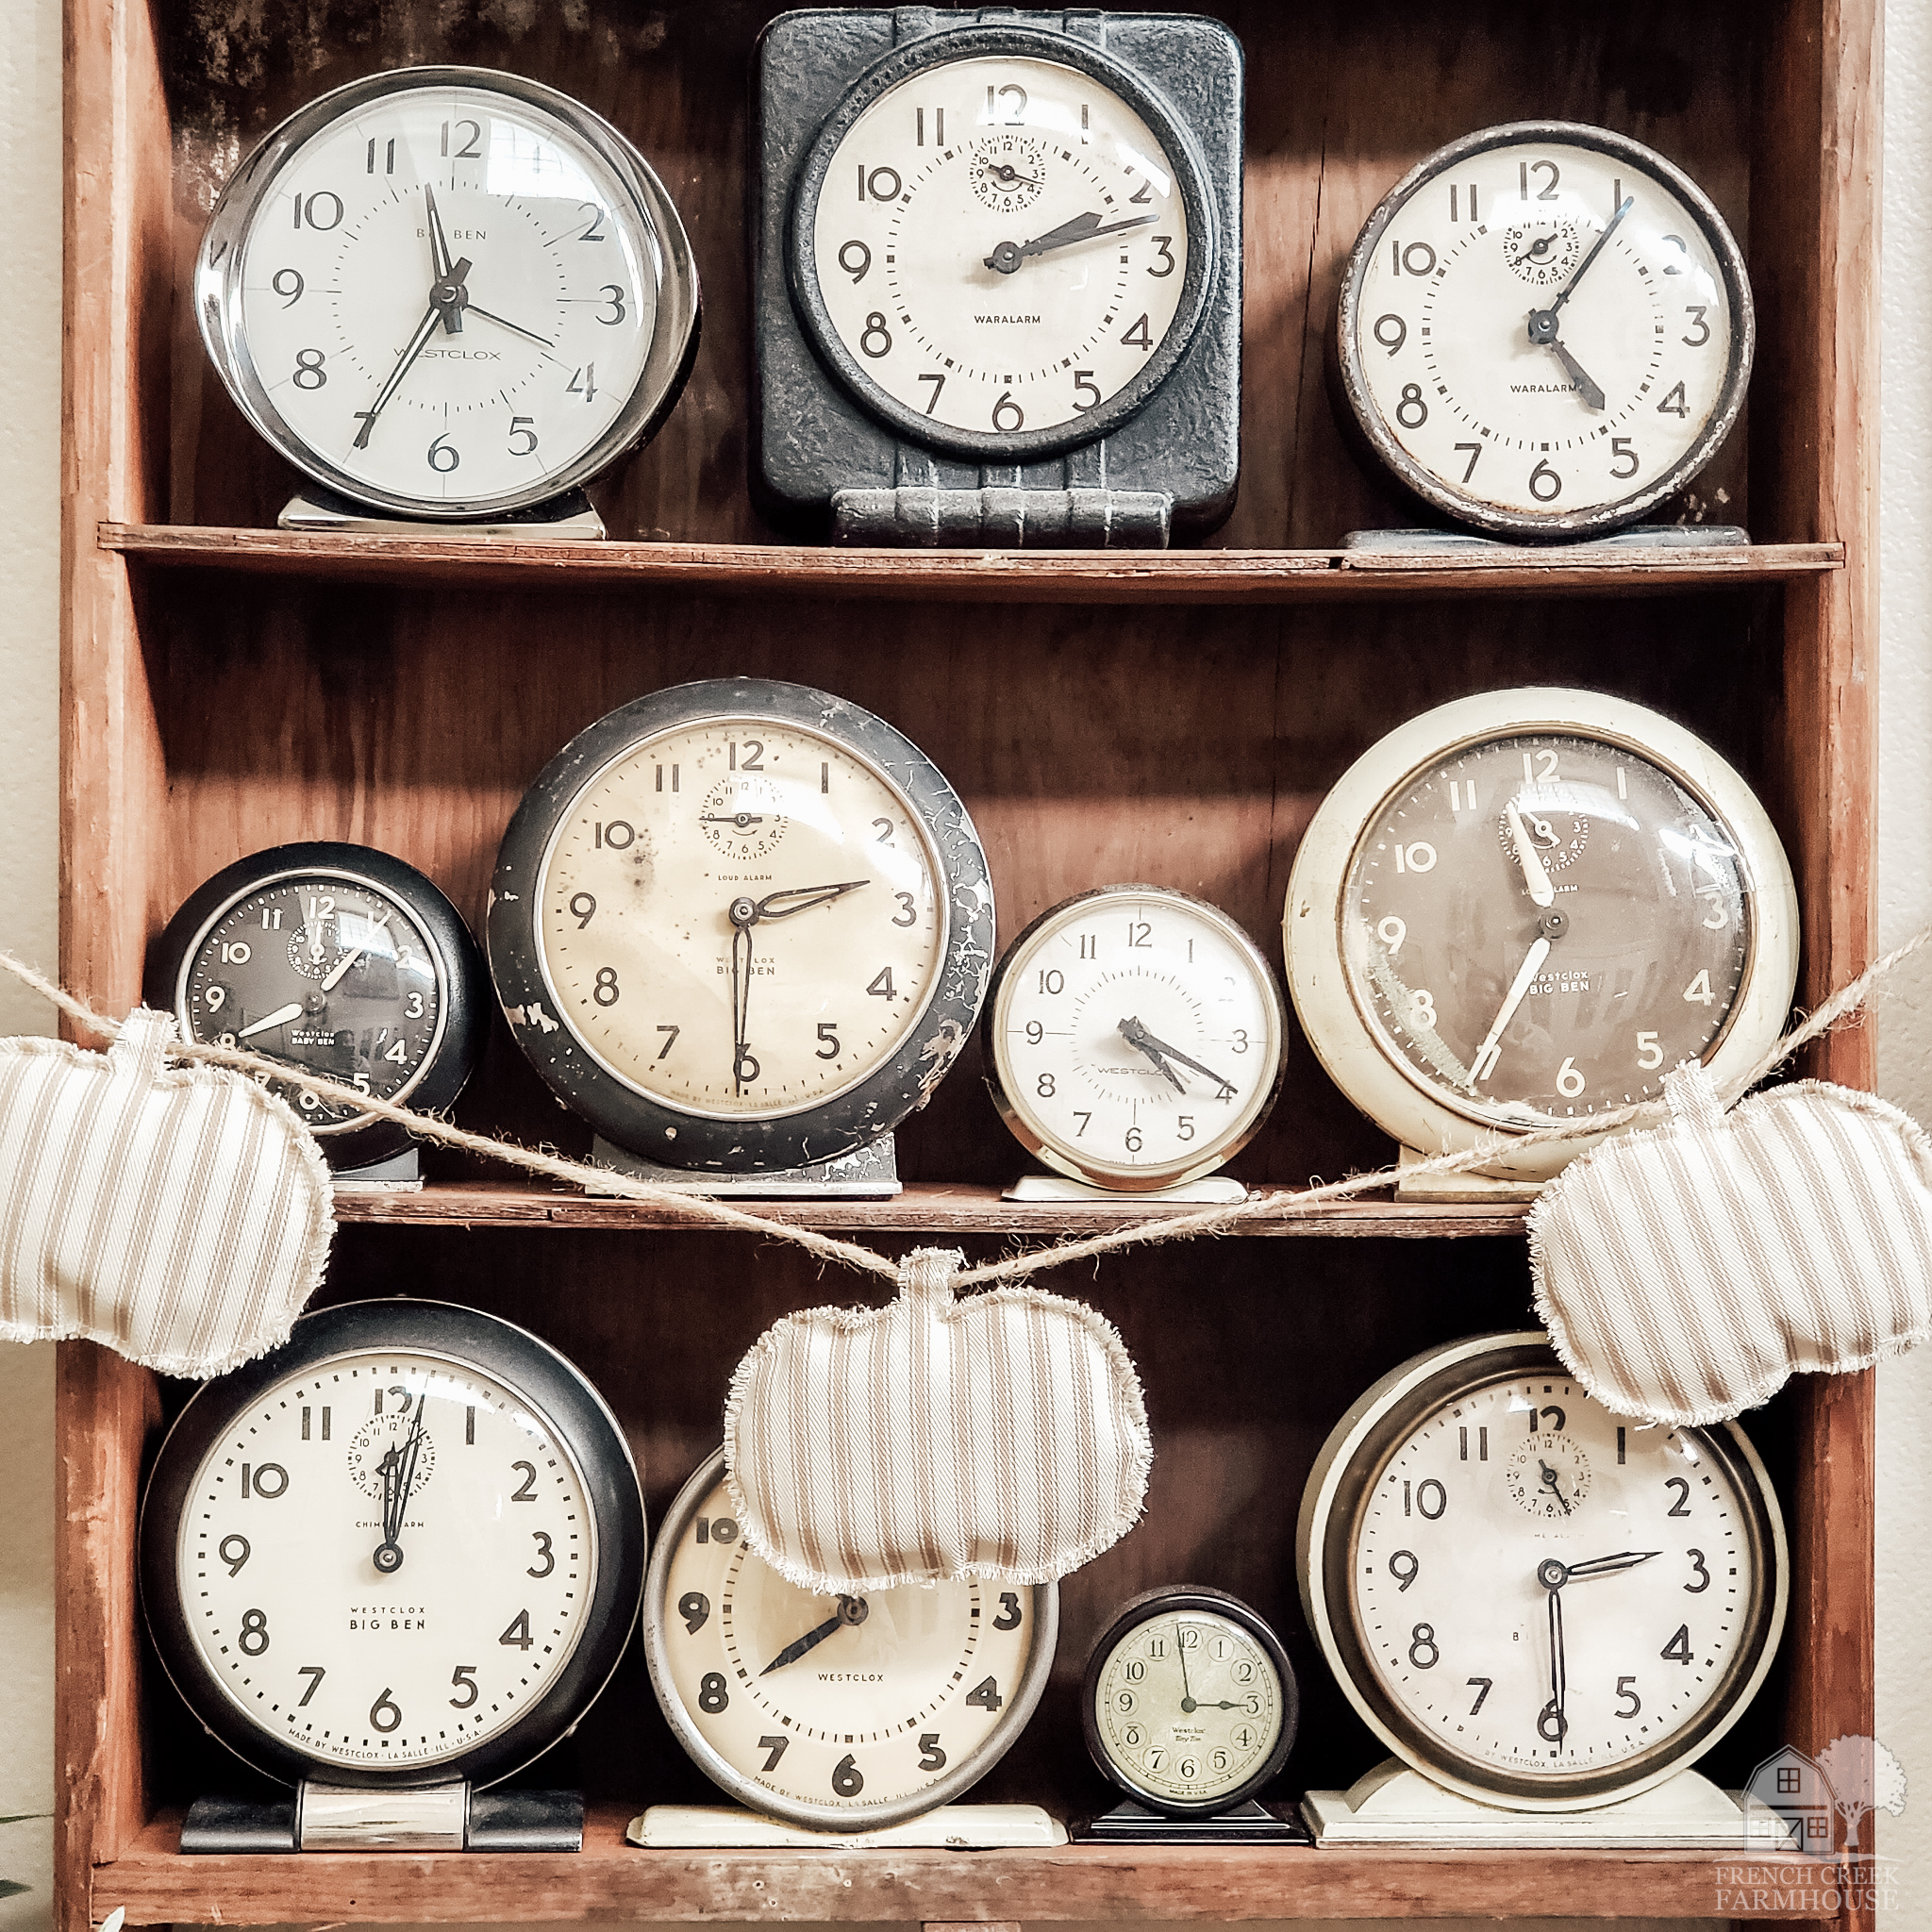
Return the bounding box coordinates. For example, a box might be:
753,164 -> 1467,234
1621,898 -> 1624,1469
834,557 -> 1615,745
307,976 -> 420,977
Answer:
488,678 -> 994,1173
1284,689 -> 1799,1182
150,841 -> 491,1172
789,29 -> 1215,458
1083,1587 -> 1297,1815
139,1300 -> 646,1788
985,886 -> 1288,1190
1298,1333 -> 1787,1808
1334,122 -> 1752,536
643,1449 -> 1058,1829
195,65 -> 700,518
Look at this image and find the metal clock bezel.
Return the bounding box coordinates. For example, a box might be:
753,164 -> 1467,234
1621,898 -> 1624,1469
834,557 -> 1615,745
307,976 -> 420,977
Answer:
1333,120 -> 1755,539
195,64 -> 701,521
641,1446 -> 1059,1831
1283,688 -> 1800,1184
1296,1332 -> 1788,1810
785,23 -> 1219,464
488,678 -> 995,1173
1080,1584 -> 1299,1818
148,841 -> 491,1172
138,1299 -> 648,1791
983,884 -> 1290,1191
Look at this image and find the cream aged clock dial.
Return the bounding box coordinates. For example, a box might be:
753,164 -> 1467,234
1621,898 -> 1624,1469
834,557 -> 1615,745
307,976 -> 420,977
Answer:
642,1450 -> 1057,1829
140,1302 -> 645,1788
1299,1334 -> 1786,1808
1284,689 -> 1798,1184
1334,122 -> 1751,537
195,66 -> 699,519
489,679 -> 993,1173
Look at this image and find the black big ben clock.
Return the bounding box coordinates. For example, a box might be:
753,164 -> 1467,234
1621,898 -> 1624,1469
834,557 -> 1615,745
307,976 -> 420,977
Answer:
753,9 -> 1243,547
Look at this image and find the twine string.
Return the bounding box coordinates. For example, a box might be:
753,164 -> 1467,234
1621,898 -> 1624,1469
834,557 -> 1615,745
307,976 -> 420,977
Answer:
2,932 -> 1920,1293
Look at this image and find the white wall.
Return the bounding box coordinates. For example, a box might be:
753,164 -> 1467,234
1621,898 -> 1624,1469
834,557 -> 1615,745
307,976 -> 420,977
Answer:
0,4 -> 1924,1929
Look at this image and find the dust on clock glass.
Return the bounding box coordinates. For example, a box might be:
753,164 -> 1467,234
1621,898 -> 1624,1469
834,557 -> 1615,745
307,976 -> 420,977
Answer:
1342,733 -> 1751,1125
798,50 -> 1201,451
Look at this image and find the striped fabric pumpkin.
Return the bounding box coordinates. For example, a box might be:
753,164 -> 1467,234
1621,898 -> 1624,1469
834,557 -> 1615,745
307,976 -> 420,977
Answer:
1530,1058 -> 1932,1425
724,1248 -> 1151,1592
0,1008 -> 333,1374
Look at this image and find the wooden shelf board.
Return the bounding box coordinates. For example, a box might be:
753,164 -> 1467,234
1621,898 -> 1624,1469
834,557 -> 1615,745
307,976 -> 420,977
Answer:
328,1179 -> 1529,1238
99,524 -> 1843,604
96,1807 -> 1824,1923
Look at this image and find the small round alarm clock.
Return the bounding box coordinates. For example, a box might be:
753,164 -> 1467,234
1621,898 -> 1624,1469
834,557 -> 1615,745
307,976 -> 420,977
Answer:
1332,122 -> 1752,538
984,886 -> 1288,1191
488,679 -> 993,1174
140,1300 -> 646,1789
1083,1587 -> 1298,1817
1298,1332 -> 1787,1808
196,66 -> 700,521
150,842 -> 491,1174
641,1449 -> 1057,1830
1283,689 -> 1799,1184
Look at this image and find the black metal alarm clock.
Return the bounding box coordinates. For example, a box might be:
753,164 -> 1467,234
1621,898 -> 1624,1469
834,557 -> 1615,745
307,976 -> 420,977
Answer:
753,8 -> 1243,546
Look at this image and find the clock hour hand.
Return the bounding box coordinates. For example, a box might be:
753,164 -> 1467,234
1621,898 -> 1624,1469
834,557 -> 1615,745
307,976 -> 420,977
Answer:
1556,1550 -> 1664,1584
1468,935 -> 1551,1085
236,1002 -> 306,1040
748,880 -> 871,923
699,813 -> 765,830
759,1595 -> 868,1675
984,211 -> 1158,275
1542,336 -> 1607,412
375,1390 -> 429,1575
424,184 -> 463,335
1117,1016 -> 1237,1100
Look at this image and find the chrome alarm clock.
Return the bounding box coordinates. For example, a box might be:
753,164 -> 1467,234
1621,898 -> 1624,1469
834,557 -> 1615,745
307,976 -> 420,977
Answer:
196,66 -> 700,522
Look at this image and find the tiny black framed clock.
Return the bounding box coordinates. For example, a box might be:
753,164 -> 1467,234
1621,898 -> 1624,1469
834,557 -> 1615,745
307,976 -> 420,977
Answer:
753,9 -> 1243,546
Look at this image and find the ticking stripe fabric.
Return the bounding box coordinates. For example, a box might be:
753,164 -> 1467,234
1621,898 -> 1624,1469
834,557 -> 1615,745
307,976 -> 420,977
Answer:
0,1008 -> 333,1375
725,1247 -> 1151,1591
1530,1059 -> 1932,1425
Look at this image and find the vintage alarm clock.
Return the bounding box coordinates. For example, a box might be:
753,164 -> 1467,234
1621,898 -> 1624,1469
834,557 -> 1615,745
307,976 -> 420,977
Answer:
641,1448 -> 1058,1829
1283,689 -> 1798,1190
1298,1333 -> 1787,1814
196,65 -> 699,526
1332,122 -> 1752,539
1080,1586 -> 1301,1841
984,886 -> 1288,1192
151,842 -> 491,1177
489,678 -> 993,1183
753,9 -> 1242,546
139,1301 -> 646,1839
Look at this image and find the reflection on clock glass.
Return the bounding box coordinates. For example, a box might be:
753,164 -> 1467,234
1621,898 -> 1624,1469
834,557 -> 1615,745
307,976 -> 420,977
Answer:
175,1349 -> 596,1771
1341,733 -> 1752,1124
536,721 -> 948,1120
811,55 -> 1191,437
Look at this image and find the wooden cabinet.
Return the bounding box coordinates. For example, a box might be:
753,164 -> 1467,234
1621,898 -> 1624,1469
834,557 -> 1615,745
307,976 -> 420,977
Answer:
57,1 -> 1876,1927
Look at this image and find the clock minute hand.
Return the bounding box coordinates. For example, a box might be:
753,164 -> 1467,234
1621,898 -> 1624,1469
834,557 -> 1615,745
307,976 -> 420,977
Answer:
984,212 -> 1158,275
352,293 -> 460,451
1532,193 -> 1635,329
1469,935 -> 1551,1086
424,184 -> 463,335
319,907 -> 392,991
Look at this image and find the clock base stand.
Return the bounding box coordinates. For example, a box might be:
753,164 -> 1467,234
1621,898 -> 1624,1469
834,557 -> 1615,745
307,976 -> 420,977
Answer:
278,485 -> 608,541
1341,524 -> 1750,555
1393,1144 -> 1541,1203
329,1146 -> 424,1191
1302,1762 -> 1787,1847
628,1803 -> 1065,1849
586,1132 -> 903,1198
179,1783 -> 584,1854
1074,1798 -> 1310,1844
1006,1173 -> 1248,1206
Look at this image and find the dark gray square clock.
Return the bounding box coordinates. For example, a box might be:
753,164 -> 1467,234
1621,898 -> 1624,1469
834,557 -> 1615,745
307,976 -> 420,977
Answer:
753,8 -> 1243,547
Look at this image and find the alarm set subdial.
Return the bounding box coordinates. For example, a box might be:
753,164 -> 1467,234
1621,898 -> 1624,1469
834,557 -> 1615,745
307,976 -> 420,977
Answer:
1505,1431 -> 1593,1519
345,1407 -> 440,1506
1502,220 -> 1582,286
970,135 -> 1050,212
698,776 -> 789,860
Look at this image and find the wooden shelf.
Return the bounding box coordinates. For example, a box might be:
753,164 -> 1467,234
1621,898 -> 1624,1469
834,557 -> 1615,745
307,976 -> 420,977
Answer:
97,1807 -> 1823,1924
328,1179 -> 1529,1238
100,523 -> 1842,605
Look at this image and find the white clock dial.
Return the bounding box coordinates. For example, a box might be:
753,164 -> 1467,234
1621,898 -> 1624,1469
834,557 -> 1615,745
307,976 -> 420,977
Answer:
198,68 -> 697,517
535,720 -> 947,1121
646,1459 -> 1054,1827
988,887 -> 1286,1189
1341,125 -> 1750,534
175,1346 -> 598,1773
808,55 -> 1192,441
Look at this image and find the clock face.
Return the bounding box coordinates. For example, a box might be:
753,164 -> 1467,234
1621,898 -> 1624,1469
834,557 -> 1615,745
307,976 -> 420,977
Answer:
1087,1601 -> 1290,1810
1341,125 -> 1749,534
1306,1337 -> 1785,1807
168,1344 -> 599,1774
534,719 -> 948,1121
988,887 -> 1286,1188
199,68 -> 696,516
174,866 -> 449,1135
646,1458 -> 1055,1828
1341,732 -> 1751,1126
801,53 -> 1198,448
